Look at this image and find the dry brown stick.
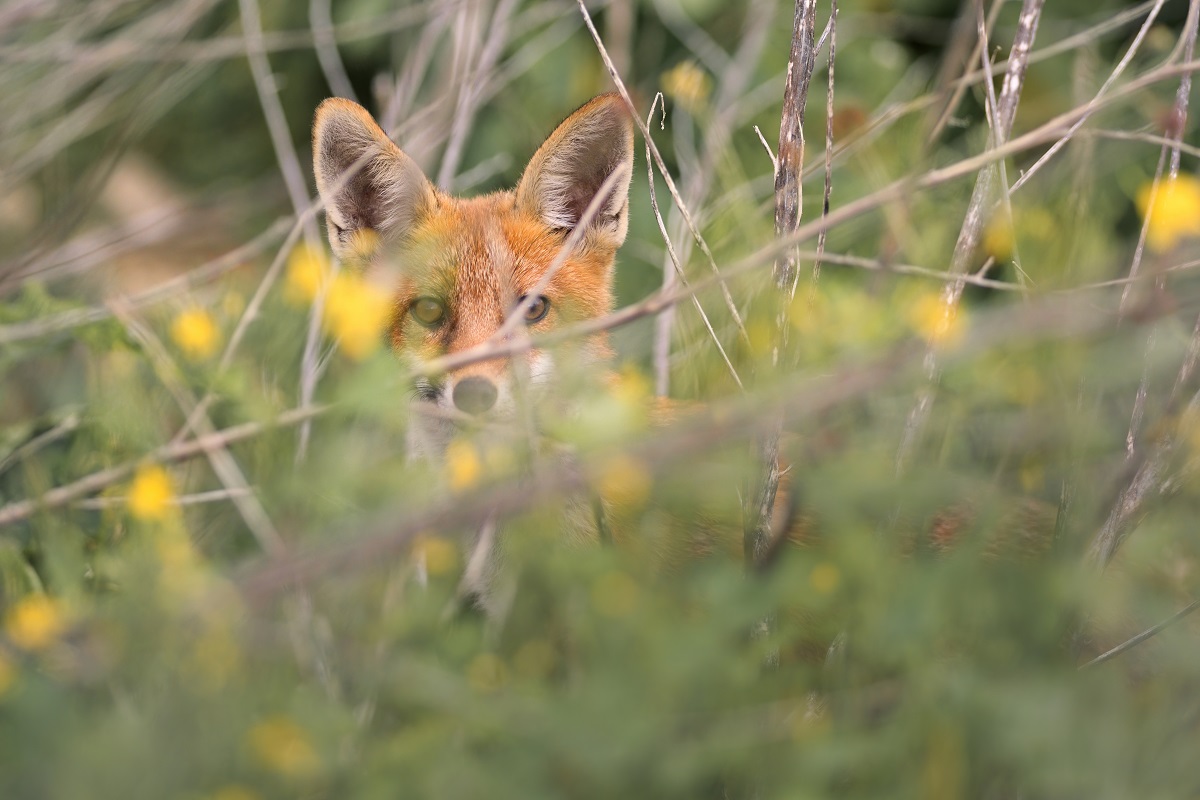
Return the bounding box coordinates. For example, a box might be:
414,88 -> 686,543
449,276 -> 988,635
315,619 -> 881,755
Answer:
0,3 -> 444,64
1079,597 -> 1200,670
1088,0 -> 1200,569
651,0 -> 774,396
238,0 -> 327,463
575,0 -> 751,345
435,0 -> 520,188
809,0 -> 837,298
111,304 -> 288,557
744,0 -> 821,569
895,0 -> 1044,472
924,0 -> 1004,144
0,405 -> 327,529
643,96 -> 744,391
310,0 -> 358,102
0,217 -> 292,345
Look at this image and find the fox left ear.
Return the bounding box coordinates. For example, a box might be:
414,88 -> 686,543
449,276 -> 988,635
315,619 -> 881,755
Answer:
515,93 -> 635,247
312,97 -> 435,260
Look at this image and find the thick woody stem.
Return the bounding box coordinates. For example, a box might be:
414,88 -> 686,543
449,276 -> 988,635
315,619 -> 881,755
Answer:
745,0 -> 821,567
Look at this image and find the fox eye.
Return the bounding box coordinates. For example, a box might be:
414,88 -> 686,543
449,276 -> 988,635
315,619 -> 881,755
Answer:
519,295 -> 551,324
410,296 -> 446,328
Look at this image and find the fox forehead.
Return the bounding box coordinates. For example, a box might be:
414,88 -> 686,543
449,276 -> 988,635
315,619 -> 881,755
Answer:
393,192 -> 614,321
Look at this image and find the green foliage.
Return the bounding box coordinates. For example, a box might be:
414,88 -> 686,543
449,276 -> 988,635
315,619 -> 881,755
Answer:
3,0 -> 1200,798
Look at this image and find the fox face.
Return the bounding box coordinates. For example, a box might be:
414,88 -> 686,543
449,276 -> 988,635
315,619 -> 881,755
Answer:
312,94 -> 634,454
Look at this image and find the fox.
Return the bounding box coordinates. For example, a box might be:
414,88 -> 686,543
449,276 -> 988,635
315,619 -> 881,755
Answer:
312,92 -> 633,454
312,93 -> 662,603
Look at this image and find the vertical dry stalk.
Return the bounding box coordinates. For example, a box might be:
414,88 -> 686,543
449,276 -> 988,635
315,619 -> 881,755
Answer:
744,0 -> 820,565
652,0 -> 773,395
809,0 -> 837,297
1088,0 -> 1200,568
895,0 -> 1043,471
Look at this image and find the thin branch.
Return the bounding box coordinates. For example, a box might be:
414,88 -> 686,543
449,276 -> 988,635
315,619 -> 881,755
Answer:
75,487 -> 255,510
435,0 -> 519,188
310,0 -> 358,102
0,217 -> 292,345
809,0 -> 837,298
0,406 -> 327,529
895,0 -> 1044,472
575,0 -> 751,345
1079,598 -> 1200,669
109,303 -> 289,557
643,95 -> 744,392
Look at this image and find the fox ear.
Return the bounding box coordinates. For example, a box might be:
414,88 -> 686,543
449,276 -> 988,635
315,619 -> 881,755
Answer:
312,98 -> 435,258
515,93 -> 634,246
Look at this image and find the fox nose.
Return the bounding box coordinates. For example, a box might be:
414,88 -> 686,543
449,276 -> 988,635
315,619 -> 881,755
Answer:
452,377 -> 498,415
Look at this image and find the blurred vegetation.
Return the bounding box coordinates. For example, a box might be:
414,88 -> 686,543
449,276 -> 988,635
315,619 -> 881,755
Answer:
3,0 -> 1200,797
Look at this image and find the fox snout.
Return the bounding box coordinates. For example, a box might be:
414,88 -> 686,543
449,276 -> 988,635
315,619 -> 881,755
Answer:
452,376 -> 499,415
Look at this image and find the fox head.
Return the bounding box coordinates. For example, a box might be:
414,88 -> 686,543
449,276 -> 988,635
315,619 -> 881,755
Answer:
312,94 -> 634,441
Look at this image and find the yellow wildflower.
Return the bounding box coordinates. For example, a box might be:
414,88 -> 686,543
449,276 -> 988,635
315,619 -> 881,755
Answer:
444,439 -> 482,491
907,290 -> 965,347
809,562 -> 841,595
1137,174 -> 1200,252
284,243 -> 330,304
171,308 -> 221,360
982,217 -> 1014,261
5,594 -> 67,651
127,464 -> 175,522
597,455 -> 652,510
413,536 -> 458,576
322,273 -> 392,359
591,570 -> 639,618
247,716 -> 320,778
662,61 -> 712,113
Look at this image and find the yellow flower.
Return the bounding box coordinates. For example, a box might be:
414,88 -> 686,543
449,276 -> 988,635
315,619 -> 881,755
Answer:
247,716 -> 320,778
809,562 -> 841,595
597,455 -> 652,510
1137,174 -> 1200,252
982,217 -> 1014,261
5,595 -> 67,651
907,290 -> 964,347
444,439 -> 482,492
171,308 -> 221,361
662,60 -> 712,113
413,536 -> 458,576
322,273 -> 392,359
284,243 -> 330,305
127,464 -> 175,522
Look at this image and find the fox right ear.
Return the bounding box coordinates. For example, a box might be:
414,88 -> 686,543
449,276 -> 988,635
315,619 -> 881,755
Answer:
312,98 -> 435,259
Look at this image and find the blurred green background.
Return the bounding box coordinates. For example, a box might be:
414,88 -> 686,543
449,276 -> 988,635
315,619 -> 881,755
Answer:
2,0 -> 1200,797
